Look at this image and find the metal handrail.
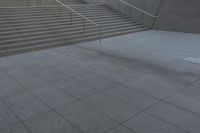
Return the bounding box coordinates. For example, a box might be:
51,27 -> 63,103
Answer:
106,0 -> 157,18
55,0 -> 101,43
106,0 -> 157,28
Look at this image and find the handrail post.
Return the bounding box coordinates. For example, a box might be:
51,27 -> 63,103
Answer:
98,25 -> 102,43
83,18 -> 85,32
151,17 -> 155,29
119,1 -> 121,12
55,0 -> 102,43
59,4 -> 62,16
105,0 -> 157,24
70,10 -> 72,24
141,12 -> 144,25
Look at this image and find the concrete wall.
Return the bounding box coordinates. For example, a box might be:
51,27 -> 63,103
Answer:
61,0 -> 85,4
104,0 -> 161,28
87,0 -> 200,33
82,0 -> 105,4
154,0 -> 200,34
123,0 -> 162,15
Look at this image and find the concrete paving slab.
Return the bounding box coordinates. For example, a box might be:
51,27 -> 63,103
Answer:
58,82 -> 99,99
104,85 -> 158,110
107,125 -> 135,133
76,73 -> 117,90
0,123 -> 29,133
30,84 -> 77,108
123,78 -> 176,99
124,113 -> 186,133
181,85 -> 200,101
146,102 -> 200,133
55,101 -> 118,133
0,30 -> 199,132
0,75 -> 26,98
3,92 -> 51,121
165,92 -> 200,115
0,100 -> 19,131
83,93 -> 140,122
24,111 -> 82,133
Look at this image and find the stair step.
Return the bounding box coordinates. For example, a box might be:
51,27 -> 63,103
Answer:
0,9 -> 119,18
0,5 -> 148,56
0,22 -> 139,40
0,27 -> 146,55
0,7 -> 109,15
0,24 -> 143,45
0,27 -> 147,57
0,5 -> 105,11
0,13 -> 130,25
0,16 -> 134,29
0,21 -> 137,37
0,12 -> 123,22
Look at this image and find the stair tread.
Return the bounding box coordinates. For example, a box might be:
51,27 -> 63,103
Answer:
0,20 -> 137,35
0,5 -> 148,56
0,27 -> 147,54
0,24 -> 145,45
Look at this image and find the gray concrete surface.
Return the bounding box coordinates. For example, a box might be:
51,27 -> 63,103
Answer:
0,30 -> 200,133
83,0 -> 161,27
83,0 -> 105,4
0,5 -> 146,55
154,0 -> 200,34
104,0 -> 200,33
1,0 -> 199,33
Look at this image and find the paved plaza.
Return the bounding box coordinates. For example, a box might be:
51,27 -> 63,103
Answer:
0,30 -> 200,133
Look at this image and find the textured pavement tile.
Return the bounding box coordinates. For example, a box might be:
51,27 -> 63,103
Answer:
124,113 -> 186,133
76,73 -> 116,90
60,82 -> 99,99
69,60 -> 103,72
53,75 -> 79,89
0,76 -> 26,98
25,64 -> 47,74
62,47 -> 96,59
107,125 -> 134,133
0,30 -> 200,133
0,123 -> 29,133
165,93 -> 200,115
181,86 -> 200,100
56,101 -> 118,133
31,53 -> 65,67
0,71 -> 11,81
92,68 -> 138,83
104,85 -> 158,110
83,93 -> 140,123
30,67 -> 71,82
6,66 -> 48,89
137,74 -> 189,91
44,50 -> 77,63
192,80 -> 200,87
124,78 -> 176,99
31,84 -> 77,108
0,57 -> 19,70
0,100 -> 19,130
53,63 -> 86,77
91,60 -> 141,80
3,92 -> 51,121
146,102 -> 200,133
24,111 -> 82,133
9,54 -> 41,68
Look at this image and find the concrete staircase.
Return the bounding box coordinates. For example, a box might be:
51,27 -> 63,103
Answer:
0,5 -> 147,56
